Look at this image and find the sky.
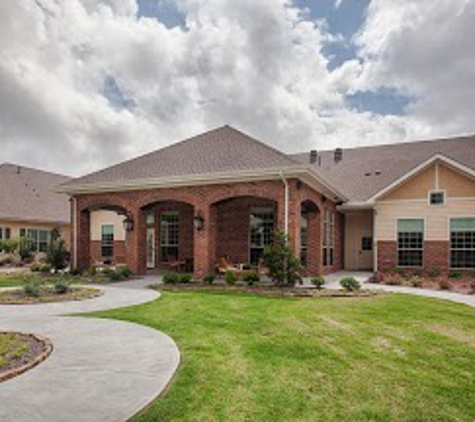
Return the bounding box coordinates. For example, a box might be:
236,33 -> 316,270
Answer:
0,0 -> 474,176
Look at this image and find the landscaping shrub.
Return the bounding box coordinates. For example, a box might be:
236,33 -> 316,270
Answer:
449,271 -> 463,280
340,277 -> 361,292
0,238 -> 18,254
23,279 -> 42,298
45,228 -> 69,273
438,279 -> 451,291
203,274 -> 216,284
70,267 -> 83,276
117,266 -> 132,279
53,279 -> 72,295
163,273 -> 180,284
427,266 -> 441,280
179,273 -> 193,284
262,230 -> 302,287
242,271 -> 260,285
39,264 -> 52,274
224,270 -> 237,285
88,266 -> 97,276
385,276 -> 403,286
311,276 -> 325,290
409,277 -> 423,288
105,268 -> 126,281
18,237 -> 35,262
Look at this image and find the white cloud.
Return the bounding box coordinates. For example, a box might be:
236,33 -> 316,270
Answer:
0,0 -> 472,177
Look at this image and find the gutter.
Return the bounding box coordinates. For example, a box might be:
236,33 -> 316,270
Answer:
279,171 -> 289,235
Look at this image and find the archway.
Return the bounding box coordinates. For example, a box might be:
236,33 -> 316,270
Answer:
300,199 -> 321,276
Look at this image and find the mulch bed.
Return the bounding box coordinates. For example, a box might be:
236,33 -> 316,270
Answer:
0,332 -> 53,383
154,284 -> 385,298
0,287 -> 102,305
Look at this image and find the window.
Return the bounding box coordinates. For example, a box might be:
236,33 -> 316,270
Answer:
397,219 -> 424,267
0,227 -> 11,251
429,191 -> 445,206
101,225 -> 114,258
361,236 -> 373,251
450,218 -> 475,269
161,212 -> 179,262
250,207 -> 274,265
330,212 -> 335,266
25,229 -> 51,253
323,210 -> 328,266
300,212 -> 308,267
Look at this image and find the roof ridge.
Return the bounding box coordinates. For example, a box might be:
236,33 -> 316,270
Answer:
291,133 -> 475,156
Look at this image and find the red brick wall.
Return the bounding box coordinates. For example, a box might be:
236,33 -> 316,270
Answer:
72,178 -> 341,279
377,240 -> 451,273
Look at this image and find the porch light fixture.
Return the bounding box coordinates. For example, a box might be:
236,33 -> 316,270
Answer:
123,215 -> 134,232
193,211 -> 204,231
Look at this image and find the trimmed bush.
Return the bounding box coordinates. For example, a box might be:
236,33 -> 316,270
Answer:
203,274 -> 216,284
23,279 -> 42,297
179,273 -> 193,284
242,271 -> 260,285
117,266 -> 132,279
427,266 -> 441,280
225,270 -> 237,285
409,277 -> 423,288
70,267 -> 83,276
340,277 -> 361,292
438,279 -> 451,290
311,276 -> 325,290
88,266 -> 97,276
39,264 -> 52,274
449,271 -> 463,280
53,279 -> 72,294
163,273 -> 180,284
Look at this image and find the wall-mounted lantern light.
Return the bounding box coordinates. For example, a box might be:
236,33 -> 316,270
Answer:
193,211 -> 204,231
123,215 -> 134,232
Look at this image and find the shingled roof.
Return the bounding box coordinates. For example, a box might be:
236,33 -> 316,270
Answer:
0,163 -> 71,224
291,135 -> 475,202
61,126 -> 302,190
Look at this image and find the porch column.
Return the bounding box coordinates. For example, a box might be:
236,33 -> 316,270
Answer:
125,207 -> 147,275
75,207 -> 91,271
193,204 -> 217,280
306,210 -> 322,276
287,182 -> 301,258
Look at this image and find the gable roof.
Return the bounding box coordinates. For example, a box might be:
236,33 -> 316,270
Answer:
291,135 -> 475,203
61,126 -> 303,192
0,163 -> 71,225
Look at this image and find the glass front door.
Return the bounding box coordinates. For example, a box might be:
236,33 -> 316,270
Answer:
146,228 -> 155,269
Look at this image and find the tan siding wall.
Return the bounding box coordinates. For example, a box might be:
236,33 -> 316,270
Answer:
0,219 -> 71,249
382,165 -> 436,200
344,211 -> 373,270
375,198 -> 475,241
440,164 -> 475,197
90,211 -> 126,241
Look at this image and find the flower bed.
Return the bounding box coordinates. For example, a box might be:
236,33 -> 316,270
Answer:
0,286 -> 102,305
0,332 -> 53,383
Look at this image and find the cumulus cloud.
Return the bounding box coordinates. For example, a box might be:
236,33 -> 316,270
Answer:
0,0 -> 472,176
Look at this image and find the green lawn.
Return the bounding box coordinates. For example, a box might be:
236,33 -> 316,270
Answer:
0,333 -> 30,369
0,277 -> 25,288
95,291 -> 475,421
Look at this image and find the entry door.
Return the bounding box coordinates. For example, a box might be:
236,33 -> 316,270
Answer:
146,228 -> 155,269
358,232 -> 373,270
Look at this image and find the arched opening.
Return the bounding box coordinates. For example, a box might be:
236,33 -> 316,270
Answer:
300,199 -> 321,276
212,195 -> 278,269
141,200 -> 195,273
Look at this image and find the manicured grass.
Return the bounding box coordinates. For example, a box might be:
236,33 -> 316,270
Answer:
94,291 -> 475,421
0,277 -> 26,288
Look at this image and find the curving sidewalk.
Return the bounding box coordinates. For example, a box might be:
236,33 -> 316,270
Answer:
0,278 -> 180,422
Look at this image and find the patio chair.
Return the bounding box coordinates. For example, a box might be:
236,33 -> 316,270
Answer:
216,256 -> 240,276
168,255 -> 186,272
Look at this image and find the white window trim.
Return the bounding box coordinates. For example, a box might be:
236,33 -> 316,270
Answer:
448,216 -> 475,270
396,217 -> 425,268
249,207 -> 275,264
428,189 -> 446,206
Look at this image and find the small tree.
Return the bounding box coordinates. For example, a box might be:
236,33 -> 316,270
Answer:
0,238 -> 19,254
18,237 -> 35,262
262,230 -> 302,287
45,228 -> 69,273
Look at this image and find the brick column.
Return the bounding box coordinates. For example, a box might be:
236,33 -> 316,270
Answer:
425,241 -> 449,272
125,207 -> 147,275
76,208 -> 91,271
193,204 -> 217,280
377,241 -> 397,272
306,210 -> 322,276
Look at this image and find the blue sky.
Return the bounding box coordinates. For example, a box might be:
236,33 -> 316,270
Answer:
134,0 -> 411,117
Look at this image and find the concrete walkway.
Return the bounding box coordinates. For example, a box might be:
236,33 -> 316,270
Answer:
321,271 -> 475,309
0,278 -> 180,422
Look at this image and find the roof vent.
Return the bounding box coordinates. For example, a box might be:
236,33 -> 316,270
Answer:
334,148 -> 343,163
309,150 -> 318,164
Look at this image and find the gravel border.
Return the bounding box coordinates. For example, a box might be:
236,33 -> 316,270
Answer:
0,333 -> 53,383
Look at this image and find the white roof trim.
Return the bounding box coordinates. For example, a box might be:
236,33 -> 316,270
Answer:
367,154 -> 475,203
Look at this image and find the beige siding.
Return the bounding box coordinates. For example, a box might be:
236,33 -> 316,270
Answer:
90,210 -> 126,241
439,164 -> 475,197
375,198 -> 475,240
344,211 -> 374,270
0,219 -> 71,249
383,165 -> 436,201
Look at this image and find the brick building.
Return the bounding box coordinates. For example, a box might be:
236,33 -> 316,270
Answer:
59,126 -> 475,279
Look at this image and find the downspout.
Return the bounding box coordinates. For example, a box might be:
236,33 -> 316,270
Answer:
279,171 -> 289,235
71,196 -> 77,268
373,207 -> 378,273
